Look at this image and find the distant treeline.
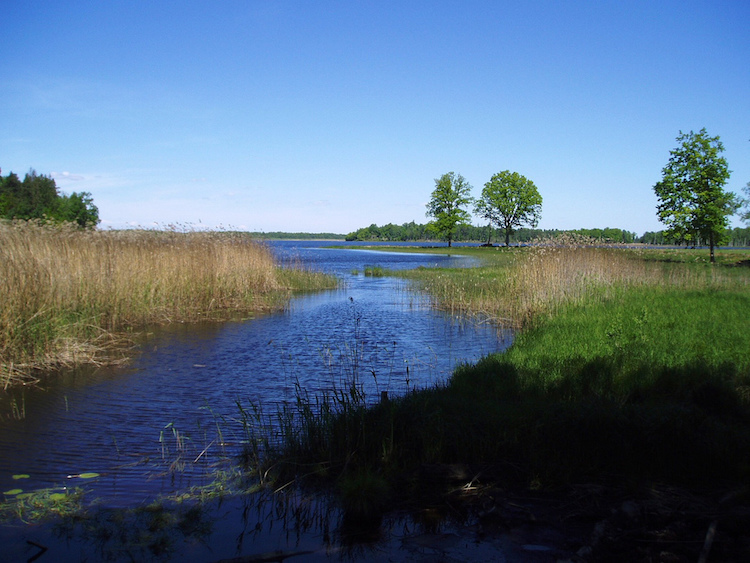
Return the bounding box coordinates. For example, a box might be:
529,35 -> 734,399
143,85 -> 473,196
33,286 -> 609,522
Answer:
346,221 -> 750,247
346,222 -> 640,244
641,228 -> 750,247
0,169 -> 99,228
250,231 -> 346,240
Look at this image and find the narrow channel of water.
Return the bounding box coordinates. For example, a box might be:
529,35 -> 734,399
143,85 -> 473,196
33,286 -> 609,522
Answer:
0,242 -> 514,561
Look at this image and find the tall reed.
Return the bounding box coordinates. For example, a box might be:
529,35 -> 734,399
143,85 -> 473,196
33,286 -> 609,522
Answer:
0,221 -> 336,383
399,235 -> 748,327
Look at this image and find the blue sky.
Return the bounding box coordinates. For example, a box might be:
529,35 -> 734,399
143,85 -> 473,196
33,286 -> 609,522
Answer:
2,1 -> 748,235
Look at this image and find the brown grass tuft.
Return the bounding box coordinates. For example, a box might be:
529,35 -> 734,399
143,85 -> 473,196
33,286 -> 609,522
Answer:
400,234 -> 748,327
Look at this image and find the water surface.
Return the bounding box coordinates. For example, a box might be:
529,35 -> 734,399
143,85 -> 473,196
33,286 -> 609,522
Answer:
0,241 -> 513,560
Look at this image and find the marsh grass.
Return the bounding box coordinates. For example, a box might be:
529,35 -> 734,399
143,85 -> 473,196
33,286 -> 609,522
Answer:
0,221 -> 336,385
363,265 -> 386,277
397,238 -> 749,327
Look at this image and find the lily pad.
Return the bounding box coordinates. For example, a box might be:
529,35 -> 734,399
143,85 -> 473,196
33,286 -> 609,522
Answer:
48,493 -> 67,501
12,474 -> 30,480
77,472 -> 100,479
3,489 -> 23,495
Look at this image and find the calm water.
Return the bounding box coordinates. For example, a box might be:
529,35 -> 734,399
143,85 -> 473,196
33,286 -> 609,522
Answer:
0,241 -> 514,561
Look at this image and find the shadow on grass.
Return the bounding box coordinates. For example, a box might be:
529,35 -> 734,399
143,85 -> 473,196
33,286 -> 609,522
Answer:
272,354 -> 750,500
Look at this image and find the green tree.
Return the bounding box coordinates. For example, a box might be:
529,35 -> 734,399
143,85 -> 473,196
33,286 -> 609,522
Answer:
653,129 -> 738,262
0,169 -> 99,228
55,191 -> 100,228
23,170 -> 59,218
425,172 -> 474,247
475,170 -> 542,246
0,172 -> 24,218
0,169 -> 59,220
740,181 -> 750,224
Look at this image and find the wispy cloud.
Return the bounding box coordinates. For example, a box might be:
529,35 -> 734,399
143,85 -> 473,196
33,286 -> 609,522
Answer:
51,171 -> 85,181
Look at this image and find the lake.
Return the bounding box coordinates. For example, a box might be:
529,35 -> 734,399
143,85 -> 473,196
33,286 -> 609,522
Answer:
0,241 -> 513,561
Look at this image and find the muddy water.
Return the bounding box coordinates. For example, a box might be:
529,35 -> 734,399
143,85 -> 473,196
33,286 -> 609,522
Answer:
0,242 -> 516,561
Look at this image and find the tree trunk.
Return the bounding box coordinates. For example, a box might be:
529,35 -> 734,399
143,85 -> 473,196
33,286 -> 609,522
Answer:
710,233 -> 715,263
505,228 -> 511,247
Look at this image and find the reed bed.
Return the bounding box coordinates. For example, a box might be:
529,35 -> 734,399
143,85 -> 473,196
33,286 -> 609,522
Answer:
0,221 -> 336,384
399,236 -> 748,327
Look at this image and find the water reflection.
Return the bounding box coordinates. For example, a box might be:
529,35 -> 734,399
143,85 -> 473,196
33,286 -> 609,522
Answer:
1,481 -> 518,562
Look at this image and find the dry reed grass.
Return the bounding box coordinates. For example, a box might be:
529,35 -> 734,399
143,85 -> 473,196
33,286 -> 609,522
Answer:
404,233 -> 747,327
0,221 -> 335,383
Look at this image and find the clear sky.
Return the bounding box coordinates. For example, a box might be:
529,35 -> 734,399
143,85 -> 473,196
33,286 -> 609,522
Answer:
2,1 -> 748,235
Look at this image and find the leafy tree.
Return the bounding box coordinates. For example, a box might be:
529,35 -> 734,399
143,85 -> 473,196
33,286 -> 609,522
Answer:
0,169 -> 58,220
0,169 -> 99,228
475,170 -> 542,246
24,170 -> 59,218
653,129 -> 738,262
740,181 -> 750,224
425,172 -> 474,247
56,191 -> 100,228
0,172 -> 24,218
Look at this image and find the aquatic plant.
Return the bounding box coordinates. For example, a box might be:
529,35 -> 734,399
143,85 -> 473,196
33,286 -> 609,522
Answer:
363,265 -> 385,277
0,485 -> 87,523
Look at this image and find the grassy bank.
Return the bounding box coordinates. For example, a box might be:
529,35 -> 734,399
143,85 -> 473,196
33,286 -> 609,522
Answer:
262,243 -> 750,510
0,222 -> 336,387
395,242 -> 750,327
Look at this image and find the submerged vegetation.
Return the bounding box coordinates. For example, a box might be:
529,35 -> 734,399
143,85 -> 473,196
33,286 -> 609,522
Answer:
0,221 -> 336,387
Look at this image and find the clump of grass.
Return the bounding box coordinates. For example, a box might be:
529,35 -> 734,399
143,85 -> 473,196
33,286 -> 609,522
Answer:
0,221 -> 336,385
397,236 -> 748,327
363,265 -> 385,277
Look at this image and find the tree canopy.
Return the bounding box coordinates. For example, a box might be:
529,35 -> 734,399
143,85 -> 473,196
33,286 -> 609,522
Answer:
425,172 -> 474,247
740,181 -> 750,225
0,169 -> 99,228
476,170 -> 542,246
653,129 -> 737,262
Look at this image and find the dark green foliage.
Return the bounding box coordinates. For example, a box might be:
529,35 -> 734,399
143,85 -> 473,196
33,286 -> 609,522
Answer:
0,170 -> 57,220
0,169 -> 99,228
55,191 -> 100,227
345,221 -> 431,242
345,222 -> 640,244
741,181 -> 750,224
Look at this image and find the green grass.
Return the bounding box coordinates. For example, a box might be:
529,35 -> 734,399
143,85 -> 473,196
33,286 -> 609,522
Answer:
446,286 -> 750,484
